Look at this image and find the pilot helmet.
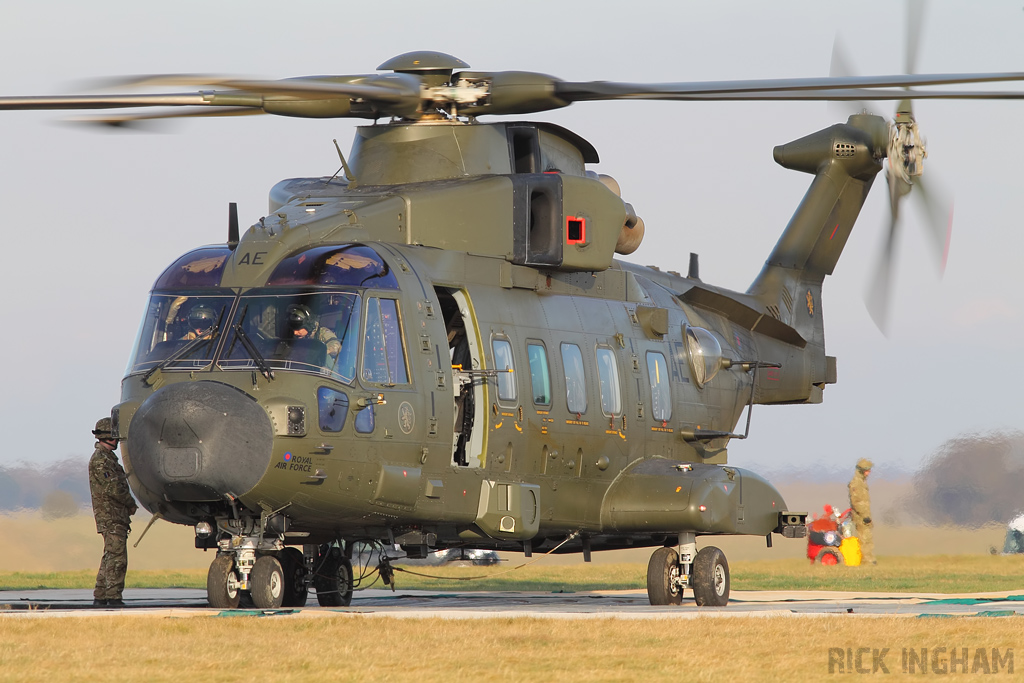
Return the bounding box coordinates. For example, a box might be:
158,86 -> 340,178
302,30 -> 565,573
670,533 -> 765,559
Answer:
286,304 -> 315,333
188,304 -> 216,331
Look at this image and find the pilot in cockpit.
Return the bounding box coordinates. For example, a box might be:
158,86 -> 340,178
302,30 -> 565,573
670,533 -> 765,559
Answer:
182,304 -> 217,341
285,304 -> 342,359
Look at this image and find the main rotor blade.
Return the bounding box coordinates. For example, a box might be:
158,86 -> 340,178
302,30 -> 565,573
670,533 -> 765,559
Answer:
555,71 -> 1024,101
0,93 -> 228,110
69,106 -> 264,129
580,87 -> 1024,102
0,74 -> 422,114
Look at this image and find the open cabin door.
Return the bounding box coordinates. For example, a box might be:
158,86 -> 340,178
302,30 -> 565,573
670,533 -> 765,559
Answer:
436,287 -> 486,468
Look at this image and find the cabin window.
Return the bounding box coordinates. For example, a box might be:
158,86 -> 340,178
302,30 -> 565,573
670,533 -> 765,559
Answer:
317,387 -> 349,433
491,338 -> 517,403
647,351 -> 672,422
221,291 -> 361,383
596,347 -> 622,416
267,244 -> 399,289
527,342 -> 551,406
561,343 -> 588,415
126,293 -> 235,374
361,297 -> 408,385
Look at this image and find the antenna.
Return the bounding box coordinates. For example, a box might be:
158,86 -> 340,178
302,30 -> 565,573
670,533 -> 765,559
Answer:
327,138 -> 357,187
228,202 -> 239,250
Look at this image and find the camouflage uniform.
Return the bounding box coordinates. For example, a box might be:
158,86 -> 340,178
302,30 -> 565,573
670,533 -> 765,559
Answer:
848,458 -> 875,564
89,418 -> 137,603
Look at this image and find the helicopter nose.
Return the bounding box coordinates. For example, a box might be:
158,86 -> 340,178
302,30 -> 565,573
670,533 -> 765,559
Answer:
127,381 -> 273,502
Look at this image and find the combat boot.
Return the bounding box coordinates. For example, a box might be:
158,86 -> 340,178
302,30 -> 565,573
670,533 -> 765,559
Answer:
107,598 -> 125,607
92,599 -> 108,607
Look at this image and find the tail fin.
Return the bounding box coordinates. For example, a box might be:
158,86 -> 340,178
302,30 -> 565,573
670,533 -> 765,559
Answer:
748,114 -> 889,343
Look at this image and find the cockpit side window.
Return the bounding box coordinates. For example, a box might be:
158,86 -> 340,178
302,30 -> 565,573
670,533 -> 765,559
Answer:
361,297 -> 409,385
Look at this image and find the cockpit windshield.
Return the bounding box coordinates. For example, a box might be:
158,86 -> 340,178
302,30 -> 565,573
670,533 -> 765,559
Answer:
127,293 -> 235,373
220,291 -> 361,384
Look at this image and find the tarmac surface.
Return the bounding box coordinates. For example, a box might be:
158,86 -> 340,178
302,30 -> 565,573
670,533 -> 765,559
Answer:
3,587 -> 1024,619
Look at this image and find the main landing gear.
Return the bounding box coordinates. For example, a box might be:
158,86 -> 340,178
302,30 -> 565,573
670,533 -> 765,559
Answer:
206,541 -> 354,609
646,533 -> 731,607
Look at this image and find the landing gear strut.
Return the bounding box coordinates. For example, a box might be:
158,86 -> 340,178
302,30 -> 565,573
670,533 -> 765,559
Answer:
646,533 -> 731,607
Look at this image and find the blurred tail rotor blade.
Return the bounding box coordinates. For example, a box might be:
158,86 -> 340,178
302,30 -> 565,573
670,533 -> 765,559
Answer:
912,174 -> 954,274
828,37 -> 870,118
865,209 -> 900,335
905,0 -> 925,76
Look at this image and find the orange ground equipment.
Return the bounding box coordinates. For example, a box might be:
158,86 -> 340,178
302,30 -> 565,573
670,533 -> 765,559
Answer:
806,506 -> 861,566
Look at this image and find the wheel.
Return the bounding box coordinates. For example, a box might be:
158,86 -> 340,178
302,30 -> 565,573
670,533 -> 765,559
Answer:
250,555 -> 285,609
314,546 -> 354,607
207,555 -> 241,609
693,546 -> 730,607
815,547 -> 844,566
279,547 -> 309,607
646,546 -> 683,605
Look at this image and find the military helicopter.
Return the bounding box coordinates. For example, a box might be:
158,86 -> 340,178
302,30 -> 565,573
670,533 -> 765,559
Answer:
5,49 -> 1024,609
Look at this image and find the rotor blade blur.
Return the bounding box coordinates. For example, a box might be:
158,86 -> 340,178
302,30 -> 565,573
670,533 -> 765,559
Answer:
912,174 -> 954,273
0,93 -> 231,110
865,210 -> 900,335
98,73 -> 420,103
68,106 -> 264,128
828,37 -> 870,117
905,0 -> 925,76
554,71 -> 1024,101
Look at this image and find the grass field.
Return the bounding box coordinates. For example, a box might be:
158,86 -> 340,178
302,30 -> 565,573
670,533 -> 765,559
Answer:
1,615 -> 1021,682
3,554 -> 1023,594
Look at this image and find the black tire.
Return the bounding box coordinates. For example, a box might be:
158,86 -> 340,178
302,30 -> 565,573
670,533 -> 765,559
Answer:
207,555 -> 241,609
693,546 -> 730,607
314,547 -> 354,607
647,546 -> 683,606
815,547 -> 845,566
279,547 -> 309,607
250,555 -> 285,609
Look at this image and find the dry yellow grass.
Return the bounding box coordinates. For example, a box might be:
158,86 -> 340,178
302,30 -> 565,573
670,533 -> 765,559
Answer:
0,615 -> 1021,682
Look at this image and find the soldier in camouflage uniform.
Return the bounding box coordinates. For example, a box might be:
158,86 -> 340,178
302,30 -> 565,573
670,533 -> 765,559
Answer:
89,417 -> 137,606
848,458 -> 875,564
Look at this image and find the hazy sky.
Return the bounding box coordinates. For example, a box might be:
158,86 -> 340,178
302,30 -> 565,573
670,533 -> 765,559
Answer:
1,1 -> 1022,478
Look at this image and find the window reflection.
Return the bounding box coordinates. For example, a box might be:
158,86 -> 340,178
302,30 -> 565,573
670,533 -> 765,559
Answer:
527,343 -> 551,406
222,291 -> 361,383
647,351 -> 672,422
127,293 -> 235,374
561,343 -> 587,415
596,347 -> 621,416
492,339 -> 517,403
361,298 -> 408,385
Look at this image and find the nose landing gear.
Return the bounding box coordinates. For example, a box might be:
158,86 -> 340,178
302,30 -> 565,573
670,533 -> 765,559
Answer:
205,539 -> 357,609
646,533 -> 731,607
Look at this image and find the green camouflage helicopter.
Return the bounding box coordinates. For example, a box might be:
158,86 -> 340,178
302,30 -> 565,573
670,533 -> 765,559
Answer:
4,49 -> 1024,609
